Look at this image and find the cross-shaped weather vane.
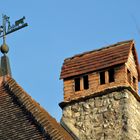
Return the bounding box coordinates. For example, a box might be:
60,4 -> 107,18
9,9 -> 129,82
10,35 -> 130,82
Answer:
0,14 -> 28,54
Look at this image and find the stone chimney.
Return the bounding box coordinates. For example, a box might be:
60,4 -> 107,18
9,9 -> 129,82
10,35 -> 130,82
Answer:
59,40 -> 140,140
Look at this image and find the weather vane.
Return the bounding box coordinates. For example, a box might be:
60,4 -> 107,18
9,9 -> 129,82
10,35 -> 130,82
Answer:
0,14 -> 28,54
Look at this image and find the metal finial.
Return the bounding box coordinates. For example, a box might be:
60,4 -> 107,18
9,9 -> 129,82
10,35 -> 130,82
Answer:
1,43 -> 9,54
0,15 -> 9,54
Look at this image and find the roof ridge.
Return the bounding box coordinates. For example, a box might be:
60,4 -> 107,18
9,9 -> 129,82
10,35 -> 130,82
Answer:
3,77 -> 73,140
64,39 -> 134,62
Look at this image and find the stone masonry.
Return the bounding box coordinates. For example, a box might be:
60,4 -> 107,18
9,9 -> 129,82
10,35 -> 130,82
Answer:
61,88 -> 140,140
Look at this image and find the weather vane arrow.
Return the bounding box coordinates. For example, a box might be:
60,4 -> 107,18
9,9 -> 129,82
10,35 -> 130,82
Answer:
0,14 -> 28,54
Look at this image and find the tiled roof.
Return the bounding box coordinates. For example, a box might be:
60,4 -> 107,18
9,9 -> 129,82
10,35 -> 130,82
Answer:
0,77 -> 73,140
60,40 -> 139,79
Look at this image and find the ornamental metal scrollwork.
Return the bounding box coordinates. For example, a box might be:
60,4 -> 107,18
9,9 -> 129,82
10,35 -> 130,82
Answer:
0,14 -> 28,39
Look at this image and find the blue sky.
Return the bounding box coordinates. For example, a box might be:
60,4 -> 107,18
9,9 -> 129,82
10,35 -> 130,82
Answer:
0,0 -> 140,121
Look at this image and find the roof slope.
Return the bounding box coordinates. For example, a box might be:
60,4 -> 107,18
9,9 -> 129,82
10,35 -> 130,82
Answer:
60,40 -> 139,79
0,85 -> 46,140
0,77 -> 73,140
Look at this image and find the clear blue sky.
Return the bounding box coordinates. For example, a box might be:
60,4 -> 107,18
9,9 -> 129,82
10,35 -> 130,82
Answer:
0,0 -> 140,121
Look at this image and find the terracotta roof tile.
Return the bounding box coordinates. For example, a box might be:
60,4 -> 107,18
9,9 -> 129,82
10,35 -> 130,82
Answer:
60,40 -> 140,79
0,84 -> 47,140
0,77 -> 73,140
